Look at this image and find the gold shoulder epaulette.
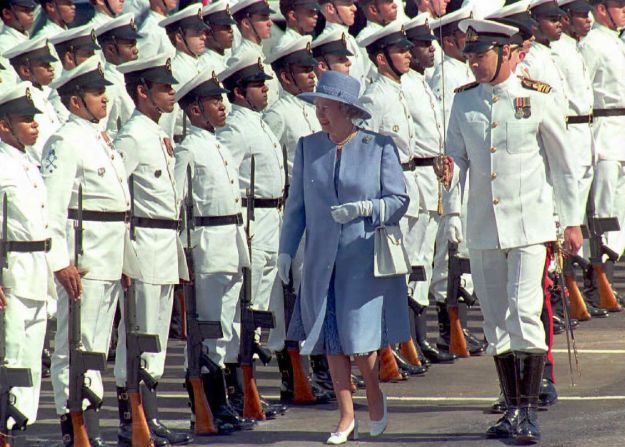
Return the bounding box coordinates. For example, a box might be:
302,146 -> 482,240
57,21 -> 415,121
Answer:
520,77 -> 552,94
454,81 -> 479,93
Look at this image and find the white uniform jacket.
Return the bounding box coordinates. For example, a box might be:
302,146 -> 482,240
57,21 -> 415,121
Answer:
114,110 -> 187,284
103,62 -> 135,139
173,125 -> 250,274
428,54 -> 474,124
217,105 -> 285,252
359,72 -> 420,217
445,75 -> 581,250
579,23 -> 625,162
403,69 -> 444,213
41,115 -> 130,280
30,86 -> 62,166
519,41 -> 568,112
0,25 -> 28,84
0,143 -> 50,301
137,10 -> 176,59
262,91 -> 321,179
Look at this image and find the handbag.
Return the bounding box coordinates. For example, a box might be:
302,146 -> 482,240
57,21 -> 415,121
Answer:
374,199 -> 411,278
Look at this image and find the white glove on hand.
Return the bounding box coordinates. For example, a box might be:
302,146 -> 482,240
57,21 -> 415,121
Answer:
330,200 -> 373,224
277,253 -> 292,285
444,215 -> 464,244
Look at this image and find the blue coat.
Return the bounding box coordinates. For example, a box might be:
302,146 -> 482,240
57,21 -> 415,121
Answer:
280,128 -> 411,355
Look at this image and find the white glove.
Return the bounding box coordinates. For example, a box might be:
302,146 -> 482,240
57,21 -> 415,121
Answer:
277,253 -> 292,284
330,200 -> 373,224
444,214 -> 463,244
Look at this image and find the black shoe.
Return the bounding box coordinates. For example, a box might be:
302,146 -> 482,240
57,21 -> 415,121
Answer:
261,398 -> 287,416
118,424 -> 170,447
490,391 -> 506,414
587,303 -> 609,318
515,407 -> 541,444
88,436 -> 107,447
148,419 -> 192,445
351,374 -> 366,389
486,408 -> 519,439
538,379 -> 558,408
463,329 -> 487,355
213,405 -> 256,431
513,352 -> 545,444
252,342 -> 273,365
310,355 -> 335,396
393,350 -> 426,376
419,340 -> 456,364
553,315 -> 578,331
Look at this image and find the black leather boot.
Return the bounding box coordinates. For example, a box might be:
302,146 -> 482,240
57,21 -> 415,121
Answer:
204,367 -> 256,431
436,302 -> 486,355
514,352 -> 545,444
486,352 -> 518,438
141,383 -> 193,445
276,348 -> 295,402
59,413 -> 74,446
310,355 -> 336,397
538,378 -> 558,408
83,408 -> 105,447
490,390 -> 506,414
224,363 -> 279,419
41,347 -> 52,378
413,304 -> 456,364
117,387 -> 169,447
393,349 -> 426,375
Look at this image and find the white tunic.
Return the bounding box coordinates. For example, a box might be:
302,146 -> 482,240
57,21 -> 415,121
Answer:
103,62 -> 135,139
137,10 -> 176,59
428,54 -> 474,124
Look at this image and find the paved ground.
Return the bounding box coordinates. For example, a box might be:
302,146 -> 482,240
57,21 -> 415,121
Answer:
11,279 -> 625,447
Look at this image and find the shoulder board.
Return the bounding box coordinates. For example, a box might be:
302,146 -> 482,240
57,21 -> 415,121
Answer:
520,77 -> 552,94
454,81 -> 479,93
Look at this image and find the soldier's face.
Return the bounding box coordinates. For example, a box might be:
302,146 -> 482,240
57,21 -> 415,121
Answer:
317,54 -> 351,75
32,60 -> 56,86
333,1 -> 356,26
7,5 -> 35,30
386,46 -> 412,75
201,95 -> 227,128
537,15 -> 563,41
82,87 -> 108,120
288,64 -> 316,93
116,39 -> 138,62
410,40 -> 435,69
466,48 -> 500,84
150,82 -> 176,114
182,28 -> 207,56
70,48 -> 95,68
107,0 -> 125,16
249,13 -> 273,40
293,6 -> 318,34
243,81 -> 269,110
55,0 -> 76,25
373,0 -> 398,23
605,2 -> 625,28
568,11 -> 592,37
206,24 -> 234,50
0,115 -> 39,147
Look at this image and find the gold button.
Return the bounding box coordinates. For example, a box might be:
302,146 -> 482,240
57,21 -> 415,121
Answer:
491,172 -> 497,180
492,122 -> 498,129
490,146 -> 496,153
493,199 -> 500,205
231,180 -> 234,184
235,198 -> 239,203
111,155 -> 115,160
224,160 -> 228,166
41,203 -> 45,208
492,96 -> 499,103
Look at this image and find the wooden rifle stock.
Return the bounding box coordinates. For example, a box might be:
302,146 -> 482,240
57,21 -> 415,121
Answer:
564,273 -> 590,321
446,242 -> 470,358
187,377 -> 216,435
378,346 -> 403,383
399,339 -> 422,367
287,350 -> 316,403
242,365 -> 264,420
595,264 -> 622,312
127,391 -> 154,447
70,412 -> 90,447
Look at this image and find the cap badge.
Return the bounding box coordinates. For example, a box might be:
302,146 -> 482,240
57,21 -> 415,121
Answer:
306,41 -> 312,54
212,70 -> 219,83
341,32 -> 347,45
165,57 -> 172,73
130,18 -> 137,31
197,8 -> 202,19
25,87 -> 32,103
90,29 -> 97,43
466,26 -> 479,43
257,57 -> 264,72
97,62 -> 104,76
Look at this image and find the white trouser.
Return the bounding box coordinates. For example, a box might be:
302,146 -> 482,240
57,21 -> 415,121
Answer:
405,210 -> 441,307
430,214 -> 474,303
3,295 -> 47,428
578,164 -> 594,259
52,279 -> 120,414
593,160 -> 625,257
188,272 -> 243,367
114,281 -> 174,387
469,244 -> 548,356
249,248 -> 285,353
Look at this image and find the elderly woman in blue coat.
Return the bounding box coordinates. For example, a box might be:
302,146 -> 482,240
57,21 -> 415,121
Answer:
277,71 -> 411,444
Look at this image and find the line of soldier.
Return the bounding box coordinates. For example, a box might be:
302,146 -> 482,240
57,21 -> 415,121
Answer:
1,0 -> 625,446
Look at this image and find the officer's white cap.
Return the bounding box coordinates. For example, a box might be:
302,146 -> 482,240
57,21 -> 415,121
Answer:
49,23 -> 97,47
486,0 -> 531,19
529,0 -> 566,15
0,81 -> 41,116
311,30 -> 353,57
175,69 -> 229,103
459,18 -> 520,37
203,1 -> 237,25
404,12 -> 430,31
359,20 -> 413,51
159,3 -> 208,30
3,36 -> 55,62
95,13 -> 140,39
220,47 -> 273,83
230,0 -> 275,17
460,0 -> 505,19
266,35 -> 316,65
117,53 -> 178,84
430,5 -> 473,33
557,0 -> 592,12
49,55 -> 111,93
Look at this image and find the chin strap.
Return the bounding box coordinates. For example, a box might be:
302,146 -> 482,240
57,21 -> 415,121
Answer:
141,79 -> 163,115
489,46 -> 504,84
331,1 -> 348,27
246,13 -> 263,44
76,90 -> 100,124
2,114 -> 26,149
240,84 -> 260,112
382,47 -> 403,79
8,5 -> 28,33
101,0 -> 116,18
177,26 -> 199,57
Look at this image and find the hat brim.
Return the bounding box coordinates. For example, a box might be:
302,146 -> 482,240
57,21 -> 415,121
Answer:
407,32 -> 436,42
298,91 -> 371,120
205,16 -> 236,26
26,52 -> 59,64
463,41 -> 498,54
562,3 -> 593,13
284,54 -> 318,67
0,104 -> 42,117
532,6 -> 566,17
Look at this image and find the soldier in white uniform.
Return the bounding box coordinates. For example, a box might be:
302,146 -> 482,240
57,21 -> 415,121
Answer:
113,54 -> 192,446
96,12 -> 139,138
173,70 -> 258,433
49,24 -> 101,122
0,0 -> 35,84
230,0 -> 283,106
5,37 -> 61,165
439,19 -> 582,442
355,0 -> 398,43
199,1 -> 236,73
311,28 -> 353,75
136,0 -> 177,58
402,13 -> 457,364
41,57 -> 129,447
34,0 -> 76,39
0,83 -> 50,446
579,0 -> 625,283
316,0 -> 372,90
159,3 -> 208,141
87,0 -> 123,28
277,0 -> 320,47
217,49 -> 287,417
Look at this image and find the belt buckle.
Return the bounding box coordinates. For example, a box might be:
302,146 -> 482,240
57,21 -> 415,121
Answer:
236,214 -> 243,225
177,219 -> 183,232
44,238 -> 52,252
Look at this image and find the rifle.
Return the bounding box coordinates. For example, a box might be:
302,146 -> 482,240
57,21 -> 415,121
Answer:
446,242 -> 472,358
563,253 -> 592,321
239,156 -> 275,420
67,185 -> 107,447
398,266 -> 427,369
554,225 -> 581,386
183,165 -> 223,434
122,174 -> 160,446
582,196 -> 621,311
1,193 -> 33,447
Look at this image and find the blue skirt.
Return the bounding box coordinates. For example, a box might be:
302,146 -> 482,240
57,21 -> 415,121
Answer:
322,269 -> 343,355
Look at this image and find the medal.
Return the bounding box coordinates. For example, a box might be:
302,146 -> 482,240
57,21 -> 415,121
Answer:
514,97 -> 531,119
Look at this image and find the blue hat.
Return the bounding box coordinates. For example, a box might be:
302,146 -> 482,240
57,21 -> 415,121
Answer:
298,71 -> 371,119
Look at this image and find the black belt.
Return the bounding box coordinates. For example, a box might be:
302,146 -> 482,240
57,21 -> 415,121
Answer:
195,214 -> 243,227
68,209 -> 130,222
2,238 -> 51,253
593,108 -> 625,117
241,198 -> 284,209
401,157 -> 436,171
566,115 -> 593,125
133,217 -> 181,230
